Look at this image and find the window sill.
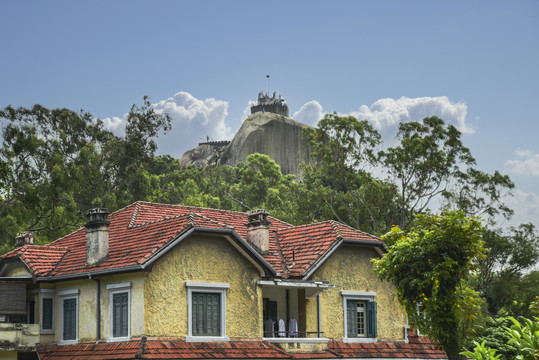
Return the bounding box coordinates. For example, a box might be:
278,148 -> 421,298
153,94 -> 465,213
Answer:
40,329 -> 55,335
343,337 -> 377,343
107,336 -> 131,342
186,336 -> 230,342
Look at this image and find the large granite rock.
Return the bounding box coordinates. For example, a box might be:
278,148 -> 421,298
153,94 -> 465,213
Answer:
180,112 -> 313,176
220,112 -> 312,176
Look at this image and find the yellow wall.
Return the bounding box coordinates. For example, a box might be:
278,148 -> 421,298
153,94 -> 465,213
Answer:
43,272 -> 145,343
311,245 -> 407,340
0,263 -> 31,277
144,234 -> 263,338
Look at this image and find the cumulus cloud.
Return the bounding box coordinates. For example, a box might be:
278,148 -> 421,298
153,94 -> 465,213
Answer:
101,116 -> 124,132
505,149 -> 539,176
101,91 -> 232,158
503,189 -> 539,227
292,101 -> 324,126
241,100 -> 256,122
350,96 -> 473,138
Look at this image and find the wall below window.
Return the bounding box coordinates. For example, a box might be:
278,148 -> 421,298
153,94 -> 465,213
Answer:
144,234 -> 263,338
311,245 -> 407,340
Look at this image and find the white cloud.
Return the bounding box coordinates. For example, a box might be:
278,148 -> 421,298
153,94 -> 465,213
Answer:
101,116 -> 124,132
101,91 -> 233,158
292,100 -> 324,126
505,149 -> 539,176
503,189 -> 539,227
350,96 -> 473,137
241,100 -> 256,122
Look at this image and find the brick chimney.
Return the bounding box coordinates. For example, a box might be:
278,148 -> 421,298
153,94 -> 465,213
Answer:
246,209 -> 271,253
85,208 -> 110,266
15,232 -> 34,247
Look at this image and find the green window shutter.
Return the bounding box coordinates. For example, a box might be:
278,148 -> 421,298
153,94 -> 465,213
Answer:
63,298 -> 76,340
42,298 -> 53,330
192,293 -> 221,337
113,292 -> 129,337
346,300 -> 357,338
366,301 -> 377,338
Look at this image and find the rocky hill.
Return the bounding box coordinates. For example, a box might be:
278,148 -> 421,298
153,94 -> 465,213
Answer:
180,92 -> 313,176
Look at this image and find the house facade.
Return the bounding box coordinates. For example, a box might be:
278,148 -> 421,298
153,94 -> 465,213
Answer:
0,202 -> 446,359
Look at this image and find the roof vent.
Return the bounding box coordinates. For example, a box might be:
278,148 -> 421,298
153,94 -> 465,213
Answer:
15,232 -> 34,247
246,209 -> 271,253
85,208 -> 110,266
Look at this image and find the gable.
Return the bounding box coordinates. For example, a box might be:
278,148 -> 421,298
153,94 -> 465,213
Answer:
0,260 -> 32,278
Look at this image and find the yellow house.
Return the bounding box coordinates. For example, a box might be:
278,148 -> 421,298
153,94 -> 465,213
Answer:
0,202 -> 446,360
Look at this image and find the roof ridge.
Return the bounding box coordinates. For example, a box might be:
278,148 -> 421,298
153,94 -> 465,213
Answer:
329,220 -> 344,240
44,248 -> 70,277
129,212 -> 193,229
128,201 -> 143,228
137,201 -> 251,216
329,220 -> 382,241
193,212 -> 235,230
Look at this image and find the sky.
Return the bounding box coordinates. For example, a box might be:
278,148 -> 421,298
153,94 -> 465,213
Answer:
1,1 -> 538,229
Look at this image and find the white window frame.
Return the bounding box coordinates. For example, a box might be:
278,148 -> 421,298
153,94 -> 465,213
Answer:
59,289 -> 79,345
185,282 -> 229,342
341,291 -> 376,343
107,282 -> 132,342
40,289 -> 55,334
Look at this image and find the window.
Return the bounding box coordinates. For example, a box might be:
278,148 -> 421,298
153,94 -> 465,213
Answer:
342,291 -> 377,342
59,289 -> 79,344
40,289 -> 55,334
186,282 -> 229,342
107,282 -> 131,341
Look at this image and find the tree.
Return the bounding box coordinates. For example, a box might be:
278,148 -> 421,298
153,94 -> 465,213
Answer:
379,116 -> 476,229
0,97 -> 171,250
372,211 -> 485,360
477,224 -> 539,317
303,113 -> 398,234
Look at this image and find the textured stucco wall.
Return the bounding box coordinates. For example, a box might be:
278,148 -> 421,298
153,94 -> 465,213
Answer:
0,263 -> 31,277
144,234 -> 262,338
311,245 -> 407,340
47,273 -> 145,343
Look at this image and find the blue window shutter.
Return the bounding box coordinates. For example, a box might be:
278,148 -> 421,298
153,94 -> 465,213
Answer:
346,300 -> 357,338
366,301 -> 377,338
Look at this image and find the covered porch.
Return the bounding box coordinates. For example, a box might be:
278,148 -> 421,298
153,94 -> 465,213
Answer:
258,279 -> 333,351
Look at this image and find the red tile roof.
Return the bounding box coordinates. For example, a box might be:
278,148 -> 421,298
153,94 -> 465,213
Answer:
1,201 -> 385,279
36,333 -> 447,359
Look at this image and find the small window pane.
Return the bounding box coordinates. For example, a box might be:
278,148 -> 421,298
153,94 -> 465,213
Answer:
356,302 -> 365,336
42,298 -> 53,330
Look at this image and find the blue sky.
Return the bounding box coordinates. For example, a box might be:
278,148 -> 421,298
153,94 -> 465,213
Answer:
1,1 -> 538,228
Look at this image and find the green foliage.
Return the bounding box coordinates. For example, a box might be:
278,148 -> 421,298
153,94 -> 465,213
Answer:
461,341 -> 502,360
477,225 -> 539,318
372,211 -> 485,360
464,317 -> 518,360
380,116 -> 475,229
302,113 -> 398,234
505,317 -> 539,360
0,98 -> 170,250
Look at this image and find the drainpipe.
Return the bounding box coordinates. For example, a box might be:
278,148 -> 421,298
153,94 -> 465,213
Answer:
317,293 -> 321,338
89,274 -> 101,342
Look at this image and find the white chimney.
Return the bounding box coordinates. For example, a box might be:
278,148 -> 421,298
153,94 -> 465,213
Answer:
16,232 -> 34,247
246,209 -> 271,253
85,208 -> 110,266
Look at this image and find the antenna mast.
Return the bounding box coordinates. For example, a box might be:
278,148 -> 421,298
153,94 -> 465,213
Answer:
266,74 -> 270,95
